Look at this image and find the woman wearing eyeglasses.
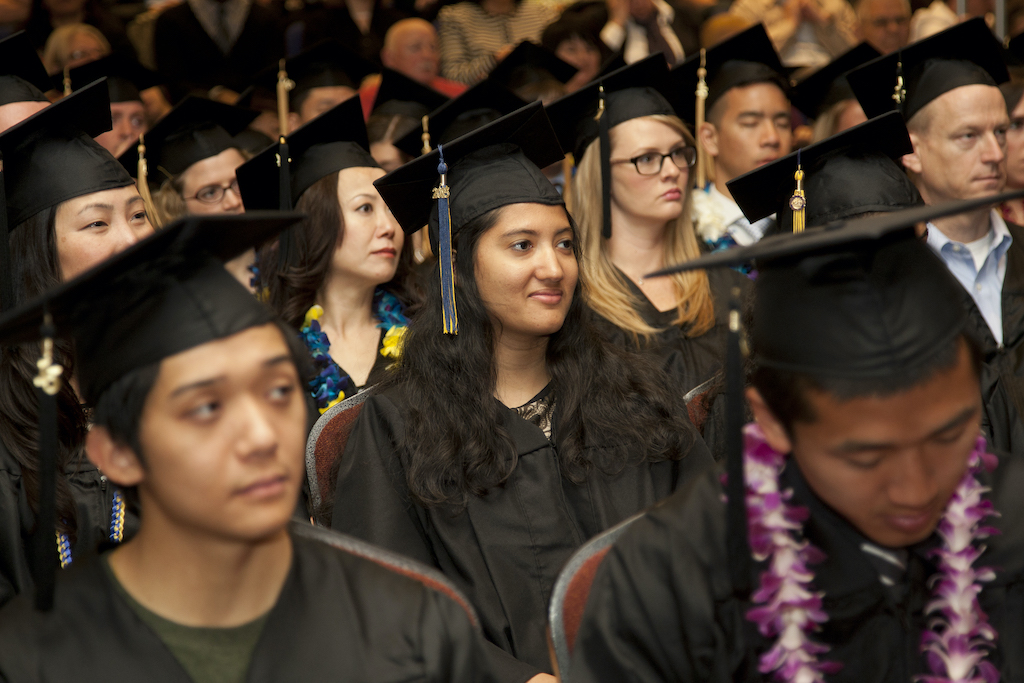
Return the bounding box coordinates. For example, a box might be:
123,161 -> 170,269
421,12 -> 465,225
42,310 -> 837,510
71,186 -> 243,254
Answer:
548,57 -> 750,396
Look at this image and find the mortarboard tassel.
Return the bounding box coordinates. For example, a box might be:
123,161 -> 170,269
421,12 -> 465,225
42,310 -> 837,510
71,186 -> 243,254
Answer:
892,57 -> 906,114
0,159 -> 12,313
789,148 -> 806,234
694,48 -> 709,190
724,287 -> 751,598
434,144 -> 458,335
597,84 -> 613,239
31,310 -> 63,611
420,115 -> 432,155
276,60 -> 295,272
136,135 -> 158,228
62,66 -> 71,97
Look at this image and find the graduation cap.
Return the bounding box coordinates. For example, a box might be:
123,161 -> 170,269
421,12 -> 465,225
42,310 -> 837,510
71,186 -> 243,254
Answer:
371,67 -> 449,120
790,42 -> 880,119
375,101 -> 564,334
237,96 -> 377,211
0,210 -> 302,611
846,18 -> 1008,121
545,54 -> 678,237
0,31 -> 51,106
250,40 -> 377,113
645,187 -> 1024,602
59,54 -> 160,103
393,79 -> 527,158
488,41 -> 578,93
726,111 -> 919,230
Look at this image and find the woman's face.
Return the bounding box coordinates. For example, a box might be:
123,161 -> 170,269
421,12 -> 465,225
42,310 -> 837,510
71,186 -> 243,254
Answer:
331,166 -> 404,286
370,140 -> 410,173
180,148 -> 247,216
1006,95 -> 1024,190
609,117 -> 689,229
473,202 -> 577,341
55,185 -> 153,281
64,31 -> 107,70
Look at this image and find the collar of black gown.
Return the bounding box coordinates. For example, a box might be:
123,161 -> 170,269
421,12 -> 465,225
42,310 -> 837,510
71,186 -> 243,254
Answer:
846,18 -> 1008,121
726,112 -> 920,228
790,42 -> 880,119
0,79 -> 133,229
646,190 -> 1024,377
236,96 -> 378,210
0,31 -> 50,105
117,96 -> 258,179
375,101 -> 564,241
61,54 -> 160,103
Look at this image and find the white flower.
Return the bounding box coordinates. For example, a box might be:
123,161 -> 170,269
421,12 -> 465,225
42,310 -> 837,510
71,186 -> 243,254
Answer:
691,190 -> 728,243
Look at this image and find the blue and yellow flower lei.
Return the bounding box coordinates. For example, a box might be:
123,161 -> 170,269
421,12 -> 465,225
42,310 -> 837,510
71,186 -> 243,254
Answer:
300,289 -> 408,414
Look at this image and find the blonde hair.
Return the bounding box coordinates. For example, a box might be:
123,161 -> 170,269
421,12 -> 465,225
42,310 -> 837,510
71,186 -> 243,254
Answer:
570,114 -> 714,341
42,24 -> 111,75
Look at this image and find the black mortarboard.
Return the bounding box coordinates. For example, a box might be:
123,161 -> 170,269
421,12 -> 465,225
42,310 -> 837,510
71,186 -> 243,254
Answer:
60,54 -> 160,103
0,210 -> 302,611
790,42 -> 880,119
545,54 -> 679,237
488,41 -> 578,92
726,111 -> 919,228
375,102 -> 564,334
0,31 -> 50,106
0,79 -> 132,229
672,24 -> 787,125
371,68 -> 449,119
846,18 -> 1009,121
249,40 -> 377,112
118,96 -> 258,179
393,79 -> 527,158
237,96 -> 378,210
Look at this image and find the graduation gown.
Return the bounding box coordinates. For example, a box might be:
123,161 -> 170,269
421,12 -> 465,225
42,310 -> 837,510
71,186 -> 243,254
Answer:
330,384 -> 714,683
0,522 -> 496,683
570,445 -> 1024,682
592,268 -> 751,393
0,442 -> 137,607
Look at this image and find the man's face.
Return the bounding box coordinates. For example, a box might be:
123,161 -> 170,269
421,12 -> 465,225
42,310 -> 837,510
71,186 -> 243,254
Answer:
904,85 -> 1008,204
1003,94 -> 1024,190
753,342 -> 982,548
701,82 -> 792,186
857,0 -> 910,54
381,24 -> 440,85
95,100 -> 147,159
131,324 -> 307,542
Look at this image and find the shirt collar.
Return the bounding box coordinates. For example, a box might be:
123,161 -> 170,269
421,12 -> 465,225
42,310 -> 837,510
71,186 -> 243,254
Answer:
926,209 -> 1013,258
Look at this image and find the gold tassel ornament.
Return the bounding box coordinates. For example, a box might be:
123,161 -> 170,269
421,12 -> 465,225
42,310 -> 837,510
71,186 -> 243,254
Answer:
789,149 -> 806,234
420,115 -> 431,155
694,48 -> 709,189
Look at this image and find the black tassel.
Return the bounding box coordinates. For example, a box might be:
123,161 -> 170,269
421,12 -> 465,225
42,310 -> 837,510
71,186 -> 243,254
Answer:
725,287 -> 751,597
599,104 -> 612,240
276,139 -> 294,273
0,162 -> 12,313
31,311 -> 62,611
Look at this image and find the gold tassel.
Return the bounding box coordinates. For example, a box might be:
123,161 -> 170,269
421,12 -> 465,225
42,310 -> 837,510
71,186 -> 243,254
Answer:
62,66 -> 71,97
594,83 -> 605,121
136,134 -> 159,228
561,155 -> 573,208
420,115 -> 431,155
276,58 -> 294,138
789,151 -> 806,234
892,60 -> 906,107
694,48 -> 709,190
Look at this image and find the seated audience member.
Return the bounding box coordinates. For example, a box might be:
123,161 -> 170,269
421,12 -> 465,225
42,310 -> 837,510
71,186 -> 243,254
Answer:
907,0 -> 987,41
854,0 -> 910,54
0,214 -> 499,683
436,0 -> 559,85
848,20 -> 1024,420
331,103 -> 713,683
541,15 -> 607,92
118,96 -> 257,286
600,0 -> 685,65
379,18 -> 467,97
152,0 -> 282,101
292,0 -> 407,66
237,99 -> 416,415
0,82 -> 153,607
365,68 -> 449,171
0,32 -> 51,132
730,0 -> 855,68
1001,80 -> 1024,225
789,42 -> 876,142
61,54 -> 160,158
546,56 -> 748,393
674,25 -> 792,251
569,194 -> 1024,683
40,22 -> 109,75
487,41 -> 577,104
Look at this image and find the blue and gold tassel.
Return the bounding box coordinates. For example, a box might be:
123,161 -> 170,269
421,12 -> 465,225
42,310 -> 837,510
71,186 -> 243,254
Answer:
434,145 -> 458,334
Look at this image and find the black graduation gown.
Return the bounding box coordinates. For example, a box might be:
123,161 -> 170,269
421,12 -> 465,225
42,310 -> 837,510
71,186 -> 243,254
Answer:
0,523 -> 497,683
0,443 -> 137,608
570,447 -> 1024,682
592,268 -> 751,393
330,384 -> 715,683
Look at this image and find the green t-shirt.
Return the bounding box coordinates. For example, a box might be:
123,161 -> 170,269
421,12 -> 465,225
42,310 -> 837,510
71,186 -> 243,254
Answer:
101,557 -> 269,683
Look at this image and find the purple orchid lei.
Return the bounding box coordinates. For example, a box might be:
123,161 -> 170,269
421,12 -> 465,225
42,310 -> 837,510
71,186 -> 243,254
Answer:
742,424 -> 1000,683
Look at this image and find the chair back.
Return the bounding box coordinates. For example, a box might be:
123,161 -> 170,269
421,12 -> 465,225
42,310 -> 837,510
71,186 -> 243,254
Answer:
548,513 -> 643,681
305,390 -> 373,525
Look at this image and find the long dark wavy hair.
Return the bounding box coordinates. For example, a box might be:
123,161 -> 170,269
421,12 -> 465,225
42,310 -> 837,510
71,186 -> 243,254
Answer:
385,204 -> 698,508
257,171 -> 421,329
0,207 -> 86,542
